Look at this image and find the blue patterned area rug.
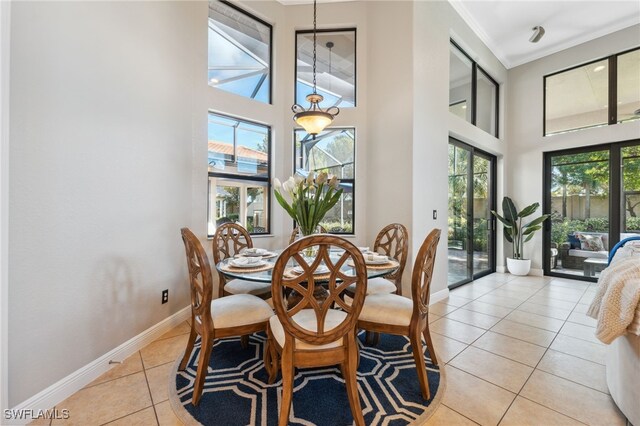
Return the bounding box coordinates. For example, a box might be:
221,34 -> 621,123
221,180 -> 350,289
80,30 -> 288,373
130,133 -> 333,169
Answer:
169,332 -> 444,426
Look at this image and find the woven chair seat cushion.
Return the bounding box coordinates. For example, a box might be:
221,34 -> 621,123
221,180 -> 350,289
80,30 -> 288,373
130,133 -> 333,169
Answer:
359,293 -> 413,327
269,309 -> 346,350
224,279 -> 271,296
211,294 -> 273,329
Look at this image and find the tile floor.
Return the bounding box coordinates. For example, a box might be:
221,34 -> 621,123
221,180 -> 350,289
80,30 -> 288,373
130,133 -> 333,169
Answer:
31,273 -> 629,426
425,273 -> 628,426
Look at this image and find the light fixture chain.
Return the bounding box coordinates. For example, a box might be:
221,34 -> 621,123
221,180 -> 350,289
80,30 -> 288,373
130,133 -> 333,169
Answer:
312,0 -> 317,93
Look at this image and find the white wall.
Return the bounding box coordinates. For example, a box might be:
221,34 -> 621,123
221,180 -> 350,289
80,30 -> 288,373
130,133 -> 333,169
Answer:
507,25 -> 640,270
8,1 -> 200,406
1,0 -> 11,414
365,1 -> 414,293
411,1 -> 508,294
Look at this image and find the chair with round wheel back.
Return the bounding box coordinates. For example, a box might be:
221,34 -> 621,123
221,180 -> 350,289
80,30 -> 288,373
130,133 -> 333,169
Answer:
369,223 -> 409,295
357,228 -> 441,400
213,222 -> 271,299
179,228 -> 273,406
264,235 -> 368,426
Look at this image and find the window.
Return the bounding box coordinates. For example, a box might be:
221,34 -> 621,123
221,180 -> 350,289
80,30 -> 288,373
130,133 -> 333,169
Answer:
296,29 -> 356,108
544,47 -> 640,136
449,43 -> 473,123
294,128 -> 355,233
449,41 -> 499,137
208,1 -> 272,104
476,68 -> 498,136
447,139 -> 497,288
208,112 -> 270,236
617,49 -> 640,124
545,59 -> 609,135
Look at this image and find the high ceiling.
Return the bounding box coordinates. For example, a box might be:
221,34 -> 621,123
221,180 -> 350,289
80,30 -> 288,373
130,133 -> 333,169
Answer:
278,0 -> 639,69
448,0 -> 640,69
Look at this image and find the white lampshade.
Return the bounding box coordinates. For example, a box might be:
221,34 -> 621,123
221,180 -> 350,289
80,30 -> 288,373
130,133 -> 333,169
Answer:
294,111 -> 333,135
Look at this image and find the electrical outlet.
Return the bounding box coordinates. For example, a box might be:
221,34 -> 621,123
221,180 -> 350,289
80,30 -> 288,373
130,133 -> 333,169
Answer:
433,210 -> 437,220
161,289 -> 168,304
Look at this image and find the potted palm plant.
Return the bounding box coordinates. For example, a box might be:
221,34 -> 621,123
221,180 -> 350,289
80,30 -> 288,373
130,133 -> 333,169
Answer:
491,197 -> 550,276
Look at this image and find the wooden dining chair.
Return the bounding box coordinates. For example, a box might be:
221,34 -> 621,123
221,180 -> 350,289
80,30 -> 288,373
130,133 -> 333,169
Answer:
344,223 -> 408,302
179,228 -> 273,406
264,235 -> 368,426
357,228 -> 441,400
213,222 -> 271,299
287,224 -> 328,244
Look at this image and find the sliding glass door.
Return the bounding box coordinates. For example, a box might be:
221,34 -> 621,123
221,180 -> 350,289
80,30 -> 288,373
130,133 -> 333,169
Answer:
543,140 -> 640,281
448,139 -> 496,288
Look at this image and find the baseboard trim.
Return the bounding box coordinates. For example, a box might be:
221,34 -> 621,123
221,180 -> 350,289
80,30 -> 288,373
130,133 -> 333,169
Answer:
9,306 -> 191,424
529,268 -> 544,276
430,288 -> 449,305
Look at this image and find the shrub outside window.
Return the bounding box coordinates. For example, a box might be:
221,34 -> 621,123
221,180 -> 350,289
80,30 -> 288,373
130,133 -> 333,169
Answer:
208,112 -> 270,236
294,128 -> 355,234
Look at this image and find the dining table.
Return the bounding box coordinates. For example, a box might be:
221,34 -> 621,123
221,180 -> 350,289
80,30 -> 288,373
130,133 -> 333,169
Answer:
216,247 -> 400,306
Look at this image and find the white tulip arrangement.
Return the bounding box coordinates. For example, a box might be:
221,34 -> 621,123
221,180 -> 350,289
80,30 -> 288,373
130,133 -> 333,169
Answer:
273,171 -> 343,237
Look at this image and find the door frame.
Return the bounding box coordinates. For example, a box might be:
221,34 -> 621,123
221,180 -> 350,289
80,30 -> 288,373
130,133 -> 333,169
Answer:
543,139 -> 640,282
448,138 -> 497,289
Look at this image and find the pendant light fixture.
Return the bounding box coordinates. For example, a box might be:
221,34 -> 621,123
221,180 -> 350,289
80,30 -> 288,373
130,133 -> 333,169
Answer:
292,0 -> 339,136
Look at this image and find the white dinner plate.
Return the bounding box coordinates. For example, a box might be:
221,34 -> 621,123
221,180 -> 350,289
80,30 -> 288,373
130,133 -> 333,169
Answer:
241,248 -> 271,257
292,265 -> 330,275
229,259 -> 266,268
348,257 -> 390,266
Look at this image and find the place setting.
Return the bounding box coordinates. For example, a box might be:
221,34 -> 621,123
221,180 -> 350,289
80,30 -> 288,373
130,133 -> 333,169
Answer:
219,248 -> 278,273
348,249 -> 401,270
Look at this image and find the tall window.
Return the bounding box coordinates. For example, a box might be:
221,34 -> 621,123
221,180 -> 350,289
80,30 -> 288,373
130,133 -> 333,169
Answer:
208,112 -> 270,236
294,128 -> 355,234
208,1 -> 272,104
544,47 -> 640,136
449,40 -> 499,138
295,29 -> 356,108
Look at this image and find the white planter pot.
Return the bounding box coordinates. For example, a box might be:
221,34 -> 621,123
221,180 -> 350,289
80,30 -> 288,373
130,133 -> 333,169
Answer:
507,258 -> 531,276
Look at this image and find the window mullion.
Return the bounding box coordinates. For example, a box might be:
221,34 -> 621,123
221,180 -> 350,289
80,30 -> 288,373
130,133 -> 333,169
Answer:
608,55 -> 617,125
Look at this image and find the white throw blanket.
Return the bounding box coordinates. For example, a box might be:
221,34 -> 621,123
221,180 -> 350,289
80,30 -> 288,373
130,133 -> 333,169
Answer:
587,256 -> 640,344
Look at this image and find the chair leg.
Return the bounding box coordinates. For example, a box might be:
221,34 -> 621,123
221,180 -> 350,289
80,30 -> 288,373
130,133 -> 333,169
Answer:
264,326 -> 279,384
241,335 -> 249,349
372,332 -> 380,346
179,325 -> 198,371
278,345 -> 295,426
343,335 -> 365,426
410,328 -> 430,401
365,331 -> 373,345
192,334 -> 213,406
422,324 -> 438,366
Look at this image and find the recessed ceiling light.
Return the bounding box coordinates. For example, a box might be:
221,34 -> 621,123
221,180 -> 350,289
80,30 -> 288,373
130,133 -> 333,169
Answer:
209,78 -> 219,84
593,65 -> 606,72
462,105 -> 467,109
